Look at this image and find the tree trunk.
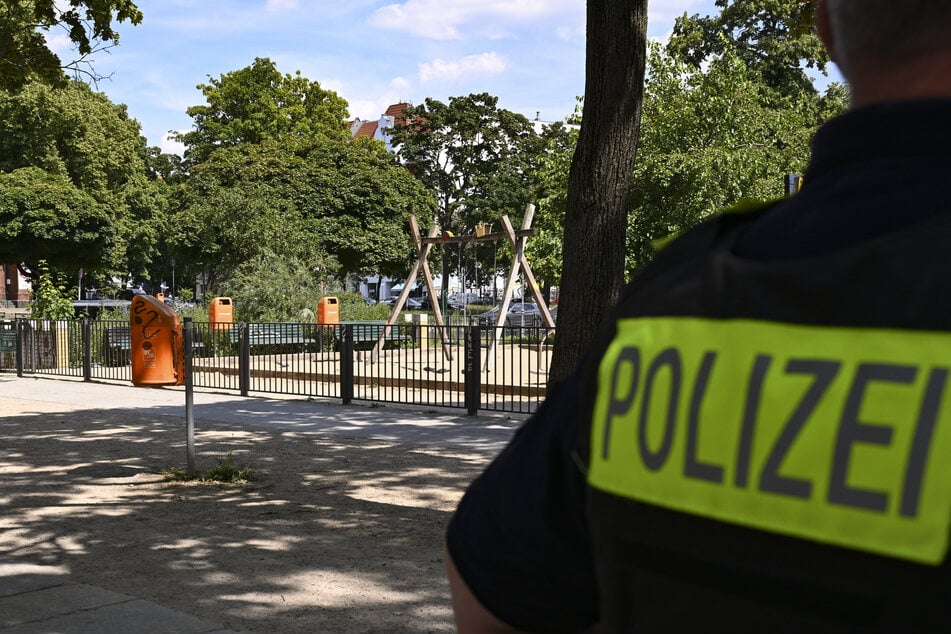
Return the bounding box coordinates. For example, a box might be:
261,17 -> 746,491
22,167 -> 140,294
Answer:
549,0 -> 648,384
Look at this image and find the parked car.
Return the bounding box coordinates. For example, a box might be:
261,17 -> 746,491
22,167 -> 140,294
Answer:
419,295 -> 464,311
381,296 -> 422,309
449,292 -> 481,305
476,301 -> 541,328
163,296 -> 196,312
116,287 -> 147,301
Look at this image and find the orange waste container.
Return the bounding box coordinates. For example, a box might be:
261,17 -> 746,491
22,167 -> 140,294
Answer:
209,297 -> 234,330
130,295 -> 183,386
317,297 -> 339,324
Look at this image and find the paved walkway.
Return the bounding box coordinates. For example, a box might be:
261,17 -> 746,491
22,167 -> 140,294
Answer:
0,557 -> 239,633
0,375 -> 523,633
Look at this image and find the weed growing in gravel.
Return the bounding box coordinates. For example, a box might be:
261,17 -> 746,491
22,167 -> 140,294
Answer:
163,452 -> 256,484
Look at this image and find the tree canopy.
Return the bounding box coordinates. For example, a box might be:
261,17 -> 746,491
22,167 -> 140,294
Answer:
0,79 -> 144,199
536,47 -> 849,278
171,138 -> 436,292
389,93 -> 555,298
626,42 -> 846,272
178,57 -> 351,166
390,93 -> 545,234
548,0 -> 846,381
0,78 -> 164,283
0,0 -> 142,90
168,59 -> 438,299
667,0 -> 827,99
0,167 -> 120,273
527,112 -> 580,292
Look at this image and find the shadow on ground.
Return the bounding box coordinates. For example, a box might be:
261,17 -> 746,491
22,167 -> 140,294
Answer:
0,406 -> 495,632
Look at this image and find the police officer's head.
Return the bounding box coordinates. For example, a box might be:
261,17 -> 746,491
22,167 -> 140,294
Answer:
817,0 -> 951,106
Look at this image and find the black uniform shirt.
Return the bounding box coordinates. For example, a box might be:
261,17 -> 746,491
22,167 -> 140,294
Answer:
446,99 -> 951,632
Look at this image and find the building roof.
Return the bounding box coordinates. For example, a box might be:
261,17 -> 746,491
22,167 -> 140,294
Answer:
384,102 -> 412,126
348,102 -> 415,151
353,120 -> 379,138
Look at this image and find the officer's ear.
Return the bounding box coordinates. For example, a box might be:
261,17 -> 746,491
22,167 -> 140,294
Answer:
815,0 -> 839,64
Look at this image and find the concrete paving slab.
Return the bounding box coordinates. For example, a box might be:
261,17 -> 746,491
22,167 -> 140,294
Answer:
0,562 -> 242,634
3,597 -> 237,633
0,561 -> 68,598
0,583 -> 133,628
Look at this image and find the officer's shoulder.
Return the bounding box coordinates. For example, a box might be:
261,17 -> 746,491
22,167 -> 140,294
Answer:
651,198 -> 779,257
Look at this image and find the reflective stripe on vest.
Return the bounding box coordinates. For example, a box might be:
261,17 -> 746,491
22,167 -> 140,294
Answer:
589,317 -> 951,565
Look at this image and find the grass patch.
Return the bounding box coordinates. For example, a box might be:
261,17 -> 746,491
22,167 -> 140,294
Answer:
163,452 -> 256,484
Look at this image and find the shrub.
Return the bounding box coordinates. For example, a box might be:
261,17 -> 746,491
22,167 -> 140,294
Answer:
30,261 -> 75,320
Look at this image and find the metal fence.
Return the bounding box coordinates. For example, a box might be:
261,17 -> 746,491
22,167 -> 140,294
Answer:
0,318 -> 553,415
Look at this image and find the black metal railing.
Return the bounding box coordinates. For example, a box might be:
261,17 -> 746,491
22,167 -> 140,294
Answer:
0,317 -> 553,415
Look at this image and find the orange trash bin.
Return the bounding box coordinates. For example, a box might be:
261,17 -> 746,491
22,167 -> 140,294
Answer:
209,297 -> 234,330
317,297 -> 339,324
130,295 -> 183,386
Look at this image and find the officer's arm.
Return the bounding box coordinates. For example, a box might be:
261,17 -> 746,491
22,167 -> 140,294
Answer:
445,545 -> 524,633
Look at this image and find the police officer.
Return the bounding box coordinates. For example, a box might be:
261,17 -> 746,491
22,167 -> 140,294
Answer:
445,1 -> 951,631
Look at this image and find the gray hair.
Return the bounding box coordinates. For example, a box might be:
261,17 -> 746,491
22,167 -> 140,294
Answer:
826,0 -> 951,73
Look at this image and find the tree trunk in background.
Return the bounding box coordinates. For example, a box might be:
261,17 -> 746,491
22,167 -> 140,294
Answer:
549,0 -> 648,384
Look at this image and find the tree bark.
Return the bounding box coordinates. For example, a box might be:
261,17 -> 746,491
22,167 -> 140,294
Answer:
549,0 -> 648,384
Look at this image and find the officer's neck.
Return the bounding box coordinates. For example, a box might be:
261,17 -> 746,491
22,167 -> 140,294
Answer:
847,52 -> 951,109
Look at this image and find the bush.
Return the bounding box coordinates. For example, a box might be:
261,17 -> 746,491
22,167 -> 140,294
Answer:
218,252 -> 337,323
335,292 -> 391,321
30,261 -> 75,320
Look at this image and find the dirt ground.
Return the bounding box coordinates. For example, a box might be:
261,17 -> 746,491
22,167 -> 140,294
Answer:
0,395 -> 497,633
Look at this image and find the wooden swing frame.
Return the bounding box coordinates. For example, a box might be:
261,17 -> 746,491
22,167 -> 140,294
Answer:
370,204 -> 555,367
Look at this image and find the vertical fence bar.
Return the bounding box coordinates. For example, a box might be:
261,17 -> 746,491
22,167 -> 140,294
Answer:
15,318 -> 24,377
465,325 -> 481,415
239,323 -> 250,396
82,318 -> 91,381
340,324 -> 354,405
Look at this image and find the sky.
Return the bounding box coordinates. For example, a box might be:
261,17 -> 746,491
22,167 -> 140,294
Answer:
46,1 -> 829,156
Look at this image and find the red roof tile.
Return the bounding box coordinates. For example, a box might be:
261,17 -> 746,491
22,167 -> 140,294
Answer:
354,121 -> 379,138
384,102 -> 412,126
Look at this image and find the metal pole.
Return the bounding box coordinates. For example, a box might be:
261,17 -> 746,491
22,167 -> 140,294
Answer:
341,324 -> 354,404
239,323 -> 250,396
15,318 -> 23,377
465,325 -> 481,415
184,317 -> 196,477
82,318 -> 91,381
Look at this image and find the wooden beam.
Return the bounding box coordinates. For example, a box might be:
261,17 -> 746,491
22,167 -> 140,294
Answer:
420,228 -> 538,245
370,217 -> 453,363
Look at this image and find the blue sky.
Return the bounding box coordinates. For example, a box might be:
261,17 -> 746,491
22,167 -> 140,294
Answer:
47,1 -> 837,155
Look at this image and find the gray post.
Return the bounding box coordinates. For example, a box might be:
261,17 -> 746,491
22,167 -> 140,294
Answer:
184,317 -> 196,477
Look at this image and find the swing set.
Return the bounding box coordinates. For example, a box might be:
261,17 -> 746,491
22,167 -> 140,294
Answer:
370,204 -> 556,367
